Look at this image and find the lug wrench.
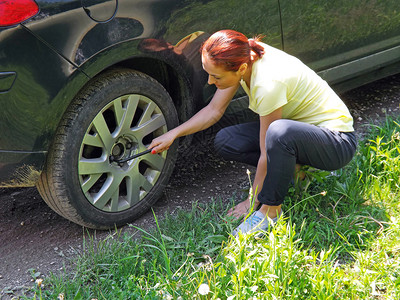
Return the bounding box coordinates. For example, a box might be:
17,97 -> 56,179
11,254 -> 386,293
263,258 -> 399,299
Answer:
110,148 -> 153,165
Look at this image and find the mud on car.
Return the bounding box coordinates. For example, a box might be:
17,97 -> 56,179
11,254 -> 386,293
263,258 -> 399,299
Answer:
0,0 -> 399,229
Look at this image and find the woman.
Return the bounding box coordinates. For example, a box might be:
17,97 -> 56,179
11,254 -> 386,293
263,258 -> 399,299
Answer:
149,30 -> 357,236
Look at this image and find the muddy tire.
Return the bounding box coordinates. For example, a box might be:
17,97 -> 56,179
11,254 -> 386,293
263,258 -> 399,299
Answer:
37,69 -> 179,229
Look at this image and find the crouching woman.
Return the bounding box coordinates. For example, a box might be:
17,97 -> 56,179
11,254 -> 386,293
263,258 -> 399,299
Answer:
149,29 -> 357,236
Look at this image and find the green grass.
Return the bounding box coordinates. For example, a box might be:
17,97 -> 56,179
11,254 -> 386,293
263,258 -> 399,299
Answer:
26,116 -> 400,299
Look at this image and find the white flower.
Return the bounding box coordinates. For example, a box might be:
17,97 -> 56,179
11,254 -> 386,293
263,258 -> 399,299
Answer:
35,278 -> 43,287
198,283 -> 210,295
251,285 -> 258,292
163,294 -> 173,300
58,294 -> 65,300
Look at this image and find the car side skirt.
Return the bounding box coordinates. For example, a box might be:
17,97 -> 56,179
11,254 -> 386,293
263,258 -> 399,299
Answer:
318,45 -> 400,93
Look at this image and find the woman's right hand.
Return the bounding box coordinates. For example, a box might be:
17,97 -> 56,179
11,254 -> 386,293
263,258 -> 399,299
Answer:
148,85 -> 238,154
148,130 -> 177,154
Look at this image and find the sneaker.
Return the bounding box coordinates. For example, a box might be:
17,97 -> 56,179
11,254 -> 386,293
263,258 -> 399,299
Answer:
232,210 -> 280,237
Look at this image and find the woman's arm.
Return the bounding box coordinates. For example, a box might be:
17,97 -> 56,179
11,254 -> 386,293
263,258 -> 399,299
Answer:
227,107 -> 282,218
149,85 -> 239,153
251,107 -> 282,202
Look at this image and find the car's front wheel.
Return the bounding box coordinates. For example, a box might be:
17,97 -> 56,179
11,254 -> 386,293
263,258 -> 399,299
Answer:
37,69 -> 179,228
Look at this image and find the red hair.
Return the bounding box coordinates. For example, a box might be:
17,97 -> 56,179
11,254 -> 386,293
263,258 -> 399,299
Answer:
202,30 -> 264,71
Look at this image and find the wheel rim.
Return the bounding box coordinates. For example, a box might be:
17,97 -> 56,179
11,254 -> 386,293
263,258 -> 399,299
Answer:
78,94 -> 168,212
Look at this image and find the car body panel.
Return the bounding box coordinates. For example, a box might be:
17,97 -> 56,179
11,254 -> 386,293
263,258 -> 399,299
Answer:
0,151 -> 45,187
25,0 -> 144,67
160,0 -> 282,121
0,0 -> 399,188
0,25 -> 83,151
81,0 -> 118,22
0,71 -> 17,93
280,0 -> 400,90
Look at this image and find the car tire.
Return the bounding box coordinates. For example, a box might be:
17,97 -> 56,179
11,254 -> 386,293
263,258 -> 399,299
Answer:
37,69 -> 179,229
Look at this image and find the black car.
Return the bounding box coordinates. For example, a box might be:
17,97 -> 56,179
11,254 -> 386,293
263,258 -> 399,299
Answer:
1,0 -> 399,228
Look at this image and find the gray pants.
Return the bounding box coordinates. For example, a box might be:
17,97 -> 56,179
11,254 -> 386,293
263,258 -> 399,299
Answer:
214,120 -> 357,206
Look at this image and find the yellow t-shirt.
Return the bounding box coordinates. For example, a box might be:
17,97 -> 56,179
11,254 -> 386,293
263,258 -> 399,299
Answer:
240,43 -> 354,132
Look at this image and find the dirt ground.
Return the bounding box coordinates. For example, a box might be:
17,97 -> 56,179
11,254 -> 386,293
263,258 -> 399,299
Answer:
1,74 -> 399,298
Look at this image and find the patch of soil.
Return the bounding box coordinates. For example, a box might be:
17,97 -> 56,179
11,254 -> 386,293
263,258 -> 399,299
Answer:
342,74 -> 400,139
0,74 -> 399,298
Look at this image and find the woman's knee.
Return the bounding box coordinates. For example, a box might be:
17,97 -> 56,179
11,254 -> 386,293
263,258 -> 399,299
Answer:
214,128 -> 232,156
214,123 -> 260,162
265,120 -> 295,152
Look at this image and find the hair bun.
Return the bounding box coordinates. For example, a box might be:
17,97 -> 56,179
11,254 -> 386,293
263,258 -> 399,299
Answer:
248,39 -> 257,47
248,38 -> 265,58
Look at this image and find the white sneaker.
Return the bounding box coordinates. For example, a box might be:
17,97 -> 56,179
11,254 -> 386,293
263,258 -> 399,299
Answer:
232,210 -> 279,237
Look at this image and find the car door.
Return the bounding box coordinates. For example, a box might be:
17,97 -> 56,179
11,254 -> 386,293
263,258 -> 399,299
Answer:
162,0 -> 282,123
279,0 -> 400,92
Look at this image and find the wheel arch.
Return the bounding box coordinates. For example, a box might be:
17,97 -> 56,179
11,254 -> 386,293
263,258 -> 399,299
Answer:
76,54 -> 197,148
44,47 -> 197,172
113,56 -> 196,126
